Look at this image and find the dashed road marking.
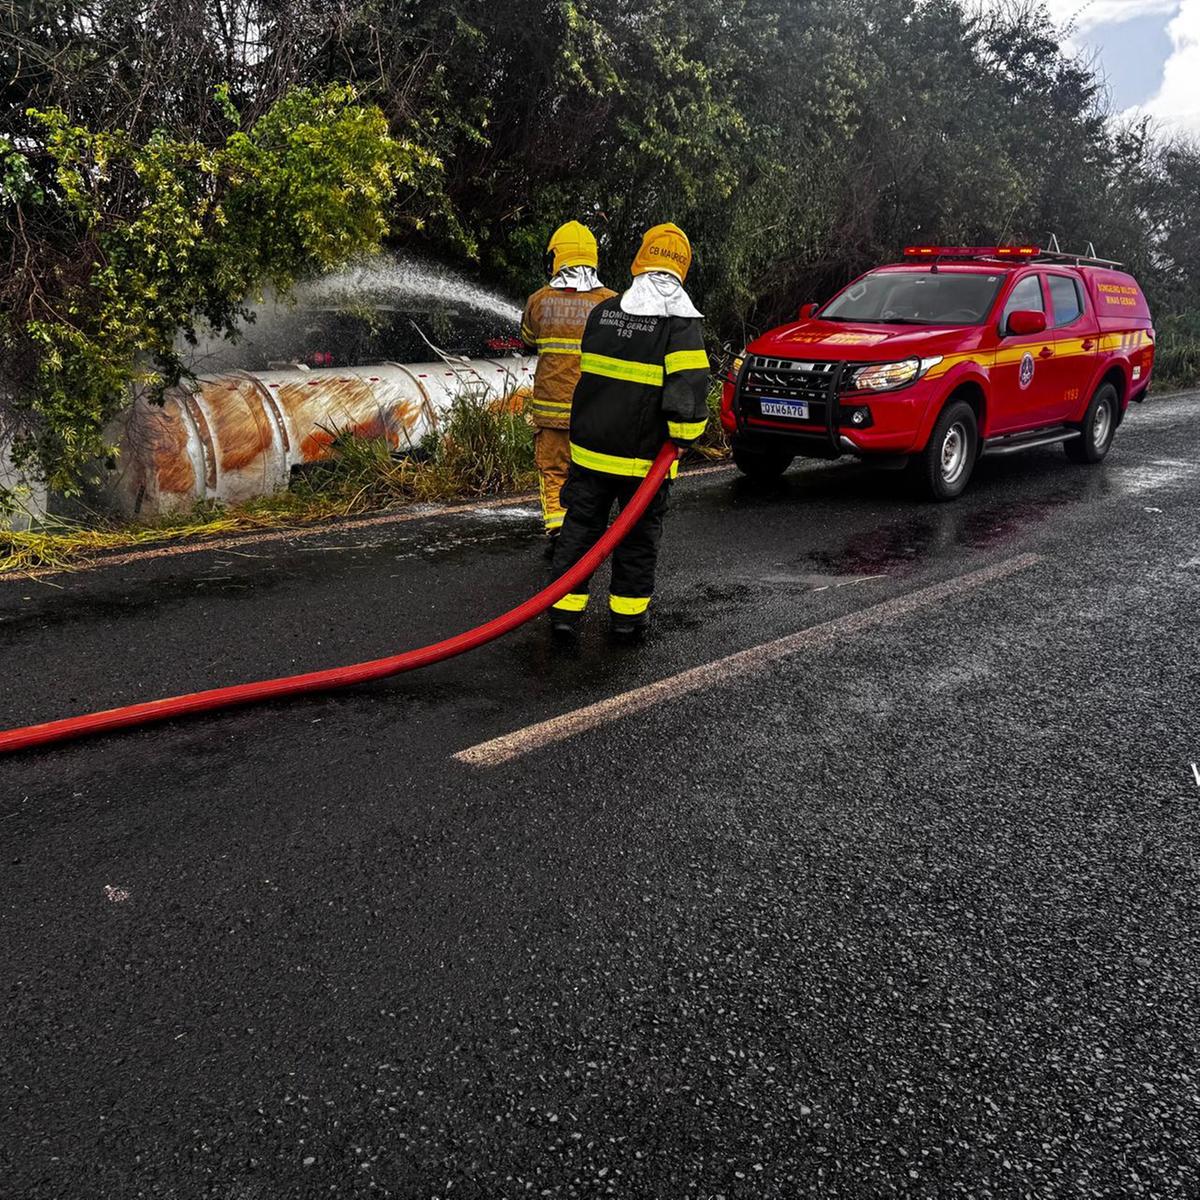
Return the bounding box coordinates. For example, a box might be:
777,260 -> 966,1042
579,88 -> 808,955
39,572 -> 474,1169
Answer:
454,552 -> 1043,768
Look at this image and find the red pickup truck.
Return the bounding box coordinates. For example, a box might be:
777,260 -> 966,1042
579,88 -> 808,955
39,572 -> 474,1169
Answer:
720,245 -> 1155,499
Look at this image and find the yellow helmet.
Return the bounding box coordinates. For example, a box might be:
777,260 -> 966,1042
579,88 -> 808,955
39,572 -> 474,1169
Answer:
546,221 -> 599,274
631,222 -> 692,281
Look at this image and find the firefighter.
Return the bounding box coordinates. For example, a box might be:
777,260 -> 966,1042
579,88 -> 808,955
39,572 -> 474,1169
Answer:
549,222 -> 709,639
520,222 -> 616,544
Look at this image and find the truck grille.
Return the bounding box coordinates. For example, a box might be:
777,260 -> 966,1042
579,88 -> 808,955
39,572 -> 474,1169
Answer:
737,356 -> 841,431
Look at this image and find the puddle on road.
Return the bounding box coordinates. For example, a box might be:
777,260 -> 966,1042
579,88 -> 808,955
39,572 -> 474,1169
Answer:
783,491 -> 1078,581
683,451 -> 1108,587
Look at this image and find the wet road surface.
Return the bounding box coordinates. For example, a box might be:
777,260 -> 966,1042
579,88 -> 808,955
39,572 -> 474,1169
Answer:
3,392 -> 1200,1198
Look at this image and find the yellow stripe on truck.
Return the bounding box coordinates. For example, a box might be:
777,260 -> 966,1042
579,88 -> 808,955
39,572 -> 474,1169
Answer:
921,350 -> 996,379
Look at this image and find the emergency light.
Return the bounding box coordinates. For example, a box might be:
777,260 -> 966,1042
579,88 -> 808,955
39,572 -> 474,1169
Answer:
903,245 -> 1040,260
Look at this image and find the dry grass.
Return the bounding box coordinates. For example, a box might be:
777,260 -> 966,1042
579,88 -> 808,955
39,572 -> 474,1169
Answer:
0,512 -> 253,574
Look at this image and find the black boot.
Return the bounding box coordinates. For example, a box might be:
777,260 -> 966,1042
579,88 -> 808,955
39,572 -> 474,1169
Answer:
609,612 -> 649,641
549,611 -> 580,641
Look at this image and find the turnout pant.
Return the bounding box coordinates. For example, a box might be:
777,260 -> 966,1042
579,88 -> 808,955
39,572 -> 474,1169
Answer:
533,427 -> 571,534
550,463 -> 671,621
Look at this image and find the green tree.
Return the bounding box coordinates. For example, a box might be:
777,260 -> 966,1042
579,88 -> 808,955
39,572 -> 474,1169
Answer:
1,84 -> 440,494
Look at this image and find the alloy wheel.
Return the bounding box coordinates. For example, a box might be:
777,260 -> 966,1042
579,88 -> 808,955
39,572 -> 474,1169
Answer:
941,421 -> 968,485
1093,397 -> 1112,449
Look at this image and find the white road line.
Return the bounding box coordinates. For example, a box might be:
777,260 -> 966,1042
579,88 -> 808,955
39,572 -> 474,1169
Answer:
454,552 -> 1043,769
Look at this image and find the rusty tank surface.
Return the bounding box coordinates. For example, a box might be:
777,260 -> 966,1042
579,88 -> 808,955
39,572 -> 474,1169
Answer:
102,357 -> 535,516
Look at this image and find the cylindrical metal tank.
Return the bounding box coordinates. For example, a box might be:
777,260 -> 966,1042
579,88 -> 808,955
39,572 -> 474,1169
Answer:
1,429 -> 48,531
101,357 -> 536,516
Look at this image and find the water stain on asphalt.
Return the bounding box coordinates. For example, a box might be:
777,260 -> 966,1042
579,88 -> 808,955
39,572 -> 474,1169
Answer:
796,491 -> 1081,578
758,571 -> 885,591
0,567 -> 295,635
1110,458 -> 1200,496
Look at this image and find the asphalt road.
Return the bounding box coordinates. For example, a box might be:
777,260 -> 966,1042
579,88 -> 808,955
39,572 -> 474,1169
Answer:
3,392 -> 1199,1199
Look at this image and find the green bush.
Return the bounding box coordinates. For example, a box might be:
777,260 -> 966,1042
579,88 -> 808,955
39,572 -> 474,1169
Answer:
422,391 -> 536,497
276,389 -> 536,512
1153,319 -> 1200,392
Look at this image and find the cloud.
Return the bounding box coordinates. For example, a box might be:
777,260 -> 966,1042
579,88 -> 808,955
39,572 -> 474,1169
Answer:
1037,0 -> 1179,34
1139,0 -> 1200,136
996,1 -> 1199,138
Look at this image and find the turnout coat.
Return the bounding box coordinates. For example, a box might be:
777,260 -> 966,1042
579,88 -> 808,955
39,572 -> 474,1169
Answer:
568,297 -> 710,477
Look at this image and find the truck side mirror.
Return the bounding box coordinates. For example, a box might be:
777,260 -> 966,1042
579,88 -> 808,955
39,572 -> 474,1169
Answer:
798,302 -> 818,319
1005,309 -> 1048,337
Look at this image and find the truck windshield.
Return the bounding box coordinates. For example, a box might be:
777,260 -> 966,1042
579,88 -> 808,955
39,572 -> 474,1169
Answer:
820,270 -> 1003,326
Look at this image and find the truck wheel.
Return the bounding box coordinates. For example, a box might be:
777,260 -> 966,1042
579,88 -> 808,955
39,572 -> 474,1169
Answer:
1064,382 -> 1118,464
733,445 -> 794,481
912,400 -> 978,501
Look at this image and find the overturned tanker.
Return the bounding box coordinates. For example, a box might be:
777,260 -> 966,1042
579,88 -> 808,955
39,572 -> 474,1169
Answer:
101,357 -> 534,516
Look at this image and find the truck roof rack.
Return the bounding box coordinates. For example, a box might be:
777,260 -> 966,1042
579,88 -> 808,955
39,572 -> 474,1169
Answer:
1033,251 -> 1125,268
1033,234 -> 1125,269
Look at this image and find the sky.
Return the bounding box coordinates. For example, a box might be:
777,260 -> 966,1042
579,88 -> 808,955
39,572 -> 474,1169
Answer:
1033,0 -> 1200,138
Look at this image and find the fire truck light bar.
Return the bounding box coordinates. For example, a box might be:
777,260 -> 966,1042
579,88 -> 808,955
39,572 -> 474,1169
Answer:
903,245 -> 1041,259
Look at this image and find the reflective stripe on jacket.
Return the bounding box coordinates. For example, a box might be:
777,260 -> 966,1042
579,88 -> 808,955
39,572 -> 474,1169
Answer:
568,297 -> 709,477
521,285 -> 617,429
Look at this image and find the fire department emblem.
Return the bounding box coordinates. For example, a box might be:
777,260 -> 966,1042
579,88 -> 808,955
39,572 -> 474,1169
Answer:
1019,352 -> 1035,389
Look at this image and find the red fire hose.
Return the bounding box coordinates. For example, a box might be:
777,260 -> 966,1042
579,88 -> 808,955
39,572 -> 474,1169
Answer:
0,444 -> 679,755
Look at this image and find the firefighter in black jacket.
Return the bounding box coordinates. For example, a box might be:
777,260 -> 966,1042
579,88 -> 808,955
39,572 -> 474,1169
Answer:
549,223 -> 710,639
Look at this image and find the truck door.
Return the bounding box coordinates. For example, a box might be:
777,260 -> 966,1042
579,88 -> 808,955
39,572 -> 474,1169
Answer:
1043,273 -> 1097,424
992,273 -> 1060,432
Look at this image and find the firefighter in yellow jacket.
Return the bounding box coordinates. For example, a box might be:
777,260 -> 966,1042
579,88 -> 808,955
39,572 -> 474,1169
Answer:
549,223 -> 710,640
520,222 -> 616,541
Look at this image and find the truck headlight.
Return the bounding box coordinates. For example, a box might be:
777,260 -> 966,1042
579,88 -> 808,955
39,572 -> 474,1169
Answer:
847,356 -> 942,392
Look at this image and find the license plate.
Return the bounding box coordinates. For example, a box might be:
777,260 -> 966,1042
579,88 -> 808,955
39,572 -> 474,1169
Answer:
759,398 -> 810,420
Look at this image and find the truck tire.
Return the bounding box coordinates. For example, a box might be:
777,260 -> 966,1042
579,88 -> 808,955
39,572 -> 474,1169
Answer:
733,445 -> 794,481
1064,382 -> 1118,464
911,400 -> 978,501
